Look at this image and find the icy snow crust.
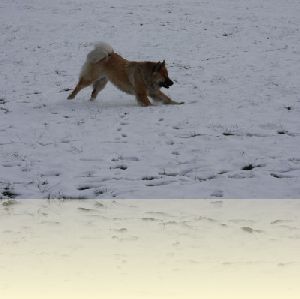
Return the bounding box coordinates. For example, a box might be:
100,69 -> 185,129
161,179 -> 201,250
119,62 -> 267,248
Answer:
0,0 -> 300,199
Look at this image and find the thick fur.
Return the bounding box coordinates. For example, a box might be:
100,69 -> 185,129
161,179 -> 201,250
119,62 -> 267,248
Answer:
87,42 -> 114,63
80,42 -> 114,78
68,42 -> 183,106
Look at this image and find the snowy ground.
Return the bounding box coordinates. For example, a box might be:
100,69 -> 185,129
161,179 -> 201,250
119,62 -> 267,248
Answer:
1,199 -> 300,299
1,0 -> 300,198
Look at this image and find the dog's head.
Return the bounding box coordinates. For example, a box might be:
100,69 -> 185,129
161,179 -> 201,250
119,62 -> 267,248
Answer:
152,60 -> 174,89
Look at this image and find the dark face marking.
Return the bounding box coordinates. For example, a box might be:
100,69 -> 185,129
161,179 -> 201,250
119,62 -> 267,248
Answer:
153,60 -> 175,89
158,63 -> 174,89
159,78 -> 174,89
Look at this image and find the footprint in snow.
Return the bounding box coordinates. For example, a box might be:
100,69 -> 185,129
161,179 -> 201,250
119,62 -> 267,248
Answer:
241,226 -> 263,233
270,219 -> 292,225
171,151 -> 180,155
270,173 -> 294,179
112,156 -> 139,162
210,190 -> 223,198
120,112 -> 128,119
142,175 -> 161,181
77,185 -> 94,191
2,162 -> 21,167
241,164 -> 265,171
110,165 -> 128,170
94,189 -> 107,196
41,170 -> 60,177
146,180 -> 176,186
141,217 -> 160,222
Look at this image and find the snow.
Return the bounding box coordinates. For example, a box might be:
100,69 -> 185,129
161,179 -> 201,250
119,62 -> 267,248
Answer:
1,198 -> 300,298
1,1 -> 300,295
1,0 -> 300,199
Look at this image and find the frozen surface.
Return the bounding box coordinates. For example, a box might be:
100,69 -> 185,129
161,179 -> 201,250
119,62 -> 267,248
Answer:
1,0 -> 300,198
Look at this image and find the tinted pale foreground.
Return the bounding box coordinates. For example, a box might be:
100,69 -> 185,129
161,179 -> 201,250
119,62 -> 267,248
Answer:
1,0 -> 300,198
1,199 -> 300,299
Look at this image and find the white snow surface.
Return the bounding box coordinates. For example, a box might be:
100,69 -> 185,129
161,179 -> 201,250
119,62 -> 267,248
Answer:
1,0 -> 300,199
1,199 -> 300,298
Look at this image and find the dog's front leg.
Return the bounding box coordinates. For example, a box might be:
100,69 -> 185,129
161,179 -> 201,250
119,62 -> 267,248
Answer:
150,90 -> 184,105
134,72 -> 152,107
136,92 -> 152,107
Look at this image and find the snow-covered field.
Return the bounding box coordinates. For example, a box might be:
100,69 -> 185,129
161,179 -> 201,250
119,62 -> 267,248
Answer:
1,0 -> 300,199
1,199 -> 300,299
1,2 -> 300,298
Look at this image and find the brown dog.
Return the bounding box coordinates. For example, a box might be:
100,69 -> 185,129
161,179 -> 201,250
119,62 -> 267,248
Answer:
68,42 -> 183,106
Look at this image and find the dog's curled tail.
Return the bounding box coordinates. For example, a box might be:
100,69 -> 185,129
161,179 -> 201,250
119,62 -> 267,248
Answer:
86,41 -> 114,64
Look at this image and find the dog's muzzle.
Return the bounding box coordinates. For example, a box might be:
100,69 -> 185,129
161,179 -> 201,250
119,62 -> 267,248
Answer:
160,79 -> 174,89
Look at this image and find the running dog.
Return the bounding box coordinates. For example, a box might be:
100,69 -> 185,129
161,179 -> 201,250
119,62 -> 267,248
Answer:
68,42 -> 183,106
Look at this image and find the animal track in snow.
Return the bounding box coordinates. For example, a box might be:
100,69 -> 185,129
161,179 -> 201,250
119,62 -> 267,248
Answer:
111,165 -> 128,171
2,162 -> 21,167
241,226 -> 263,233
77,185 -> 95,191
1,185 -> 19,199
241,164 -> 265,171
41,170 -> 60,177
171,151 -> 180,155
271,219 -> 292,225
142,176 -> 161,181
94,189 -> 107,196
159,171 -> 179,177
0,98 -> 7,105
211,190 -> 223,197
270,173 -> 294,179
112,155 -> 139,162
195,175 -> 216,182
146,180 -> 176,187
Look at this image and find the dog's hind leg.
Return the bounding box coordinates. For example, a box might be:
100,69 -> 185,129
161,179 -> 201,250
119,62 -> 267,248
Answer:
90,77 -> 108,101
67,78 -> 92,100
149,90 -> 184,105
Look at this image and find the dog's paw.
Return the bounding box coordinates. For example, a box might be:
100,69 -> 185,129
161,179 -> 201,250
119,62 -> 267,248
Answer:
139,102 -> 153,107
67,94 -> 75,100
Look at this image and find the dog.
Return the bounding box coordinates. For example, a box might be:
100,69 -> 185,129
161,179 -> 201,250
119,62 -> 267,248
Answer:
67,42 -> 183,106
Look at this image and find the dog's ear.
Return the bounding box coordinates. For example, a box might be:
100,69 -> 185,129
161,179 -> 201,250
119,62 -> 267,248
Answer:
161,60 -> 165,67
153,61 -> 162,72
